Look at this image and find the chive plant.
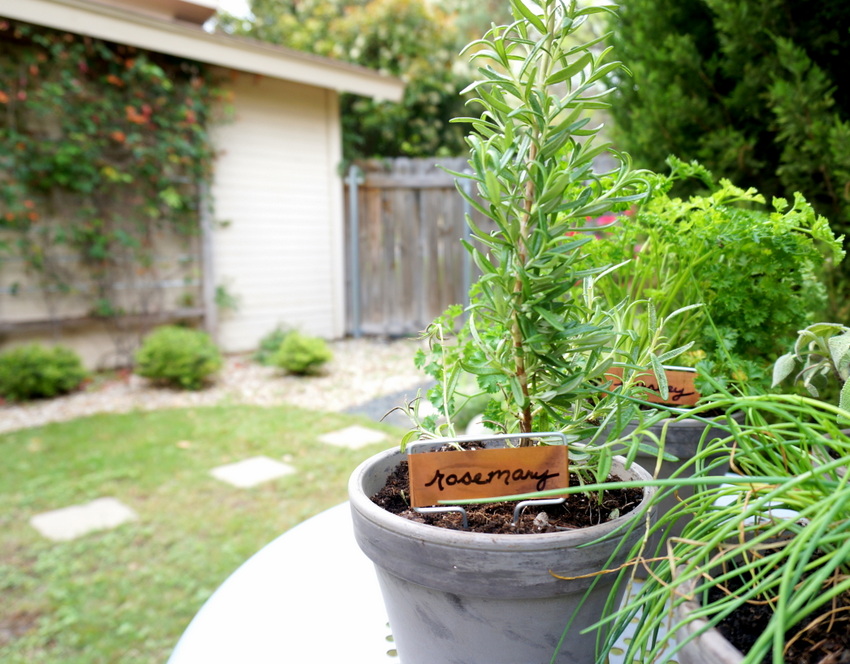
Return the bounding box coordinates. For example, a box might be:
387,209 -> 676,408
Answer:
599,393 -> 850,664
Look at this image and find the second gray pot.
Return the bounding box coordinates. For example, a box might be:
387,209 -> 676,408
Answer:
673,572 -> 744,664
612,413 -> 737,541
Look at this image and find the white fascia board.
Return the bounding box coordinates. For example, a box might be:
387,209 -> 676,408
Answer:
0,0 -> 405,102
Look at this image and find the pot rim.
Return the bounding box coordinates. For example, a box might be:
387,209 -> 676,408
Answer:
349,443 -> 657,551
673,567 -> 745,662
634,408 -> 746,427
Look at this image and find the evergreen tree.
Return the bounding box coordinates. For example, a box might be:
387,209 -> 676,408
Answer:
607,0 -> 850,260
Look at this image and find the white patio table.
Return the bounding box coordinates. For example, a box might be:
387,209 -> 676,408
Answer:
167,501 -> 658,663
167,502 -> 396,663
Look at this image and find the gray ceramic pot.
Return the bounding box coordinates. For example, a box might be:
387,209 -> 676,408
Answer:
622,413 -> 735,478
349,444 -> 656,664
612,413 -> 738,542
673,572 -> 744,664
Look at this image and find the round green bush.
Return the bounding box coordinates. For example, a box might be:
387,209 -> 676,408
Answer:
134,325 -> 222,390
252,326 -> 293,366
271,332 -> 332,376
0,344 -> 88,401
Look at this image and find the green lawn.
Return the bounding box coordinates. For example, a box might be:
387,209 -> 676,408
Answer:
0,404 -> 401,663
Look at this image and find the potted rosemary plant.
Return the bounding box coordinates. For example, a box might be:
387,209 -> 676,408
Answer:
349,2 -> 661,662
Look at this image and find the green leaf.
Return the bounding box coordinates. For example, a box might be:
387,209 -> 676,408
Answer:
400,429 -> 419,453
772,353 -> 797,387
158,186 -> 183,209
840,380 -> 850,414
574,5 -> 617,18
663,303 -> 705,322
584,60 -> 622,88
596,446 -> 612,485
648,354 -> 669,400
507,375 -> 528,410
656,342 -> 695,364
827,332 -> 850,373
533,306 -> 566,331
647,299 -> 658,334
477,87 -> 514,115
545,52 -> 592,86
510,0 -> 546,34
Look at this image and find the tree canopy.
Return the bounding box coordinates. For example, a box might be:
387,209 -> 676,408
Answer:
219,0 -> 511,160
606,0 -> 850,262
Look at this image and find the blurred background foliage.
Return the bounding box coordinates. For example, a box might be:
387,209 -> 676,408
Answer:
605,0 -> 850,316
218,0 -> 512,160
217,0 -> 850,316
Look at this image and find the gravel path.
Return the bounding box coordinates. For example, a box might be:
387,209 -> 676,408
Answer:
0,338 -> 432,435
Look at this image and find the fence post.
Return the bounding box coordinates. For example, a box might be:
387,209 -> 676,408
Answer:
460,172 -> 474,309
199,181 -> 218,342
346,164 -> 363,338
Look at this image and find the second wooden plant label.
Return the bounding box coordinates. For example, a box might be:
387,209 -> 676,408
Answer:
606,366 -> 700,406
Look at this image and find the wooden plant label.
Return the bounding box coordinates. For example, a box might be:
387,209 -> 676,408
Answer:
606,367 -> 700,406
407,445 -> 569,508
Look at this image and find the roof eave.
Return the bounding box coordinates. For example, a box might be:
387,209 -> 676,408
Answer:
0,0 -> 405,102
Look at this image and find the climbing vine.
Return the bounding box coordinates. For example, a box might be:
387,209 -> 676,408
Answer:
0,19 -> 223,359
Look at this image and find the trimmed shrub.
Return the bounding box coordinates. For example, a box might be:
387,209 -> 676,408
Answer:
271,332 -> 332,376
0,344 -> 88,401
253,326 -> 293,366
134,326 -> 222,390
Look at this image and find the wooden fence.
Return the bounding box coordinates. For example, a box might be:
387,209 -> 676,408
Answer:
344,157 -> 487,337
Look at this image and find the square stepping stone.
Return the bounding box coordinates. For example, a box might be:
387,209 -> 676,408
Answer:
30,497 -> 138,542
210,456 -> 295,488
318,425 -> 387,449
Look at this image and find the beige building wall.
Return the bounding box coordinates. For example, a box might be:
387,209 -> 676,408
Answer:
0,73 -> 348,367
0,0 -> 401,368
210,72 -> 346,353
0,230 -> 203,369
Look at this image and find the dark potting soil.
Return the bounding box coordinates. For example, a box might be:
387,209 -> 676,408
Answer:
370,459 -> 643,534
711,584 -> 850,664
